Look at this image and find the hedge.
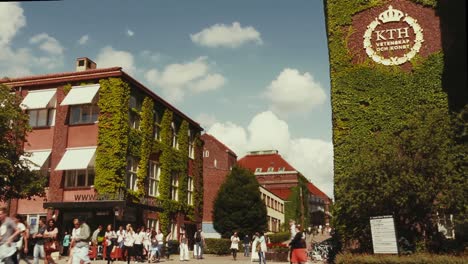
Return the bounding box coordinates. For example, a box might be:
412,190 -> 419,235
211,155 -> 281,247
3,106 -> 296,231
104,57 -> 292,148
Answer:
336,253 -> 468,264
204,238 -> 232,255
268,232 -> 290,243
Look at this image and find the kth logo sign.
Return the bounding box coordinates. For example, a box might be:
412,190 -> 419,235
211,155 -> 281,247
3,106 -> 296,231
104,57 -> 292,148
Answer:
363,5 -> 424,66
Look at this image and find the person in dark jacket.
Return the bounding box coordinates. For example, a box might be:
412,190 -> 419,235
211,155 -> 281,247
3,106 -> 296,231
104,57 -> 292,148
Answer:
288,225 -> 307,264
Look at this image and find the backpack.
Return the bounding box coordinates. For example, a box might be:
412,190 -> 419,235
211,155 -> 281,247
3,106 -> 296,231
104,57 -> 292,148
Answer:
194,231 -> 201,242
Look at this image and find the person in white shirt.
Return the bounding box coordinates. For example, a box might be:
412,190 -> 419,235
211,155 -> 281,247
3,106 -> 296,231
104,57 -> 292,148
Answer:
104,224 -> 116,264
230,232 -> 240,261
123,225 -> 135,264
13,214 -> 29,264
133,227 -> 145,262
142,228 -> 151,260
178,232 -> 189,261
155,229 -> 164,261
116,226 -> 126,249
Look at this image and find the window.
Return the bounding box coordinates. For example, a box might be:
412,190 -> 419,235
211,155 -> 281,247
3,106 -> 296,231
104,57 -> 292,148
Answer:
148,161 -> 160,197
129,111 -> 140,129
70,104 -> 99,125
267,167 -> 274,172
147,219 -> 158,231
188,130 -> 195,159
278,167 -> 285,172
187,176 -> 194,205
170,172 -> 179,201
127,158 -> 138,191
28,109 -> 55,127
214,159 -> 217,168
255,168 -> 262,173
64,168 -> 95,188
171,122 -> 178,149
203,150 -> 209,158
154,113 -> 161,141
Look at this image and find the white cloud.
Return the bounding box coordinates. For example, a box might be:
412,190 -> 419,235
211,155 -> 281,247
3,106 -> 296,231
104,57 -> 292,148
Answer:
207,111 -> 334,198
140,50 -> 161,63
191,22 -> 263,48
126,29 -> 134,37
144,57 -> 225,103
264,68 -> 326,115
195,113 -> 218,129
78,35 -> 89,45
29,33 -> 64,55
0,3 -> 26,47
96,46 -> 136,75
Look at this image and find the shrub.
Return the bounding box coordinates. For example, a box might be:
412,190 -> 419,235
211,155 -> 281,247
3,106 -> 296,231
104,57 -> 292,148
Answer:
268,232 -> 290,243
204,238 -> 231,255
336,253 -> 468,264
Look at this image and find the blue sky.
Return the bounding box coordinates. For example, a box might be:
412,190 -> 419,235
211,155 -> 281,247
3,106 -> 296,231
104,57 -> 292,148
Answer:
0,1 -> 334,197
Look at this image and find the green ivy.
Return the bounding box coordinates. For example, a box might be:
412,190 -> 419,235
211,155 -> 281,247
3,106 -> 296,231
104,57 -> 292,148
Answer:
95,78 -> 130,194
192,136 -> 204,222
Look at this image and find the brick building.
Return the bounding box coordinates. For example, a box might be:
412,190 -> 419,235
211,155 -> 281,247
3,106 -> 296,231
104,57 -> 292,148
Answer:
200,134 -> 237,238
238,150 -> 331,227
0,57 -> 203,239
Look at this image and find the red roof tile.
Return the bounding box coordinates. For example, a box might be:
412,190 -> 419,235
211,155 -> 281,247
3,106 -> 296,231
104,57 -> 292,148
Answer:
200,134 -> 237,157
238,153 -> 296,173
307,182 -> 330,201
268,189 -> 292,200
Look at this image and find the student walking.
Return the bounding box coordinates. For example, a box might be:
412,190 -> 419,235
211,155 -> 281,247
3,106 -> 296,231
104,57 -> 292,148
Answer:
193,228 -> 204,259
230,232 -> 240,261
104,224 -> 117,264
32,218 -> 46,264
243,235 -> 250,257
178,233 -> 189,261
122,224 -> 135,264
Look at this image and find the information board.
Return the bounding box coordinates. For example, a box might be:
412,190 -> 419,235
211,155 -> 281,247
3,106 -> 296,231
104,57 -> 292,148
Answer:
370,215 -> 398,254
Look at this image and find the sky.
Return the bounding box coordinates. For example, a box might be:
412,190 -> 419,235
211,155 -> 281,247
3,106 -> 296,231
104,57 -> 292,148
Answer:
0,1 -> 334,198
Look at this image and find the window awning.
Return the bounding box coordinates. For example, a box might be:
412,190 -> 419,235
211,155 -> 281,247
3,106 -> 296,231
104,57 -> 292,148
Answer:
55,147 -> 97,170
60,84 -> 99,106
21,150 -> 52,170
21,89 -> 56,110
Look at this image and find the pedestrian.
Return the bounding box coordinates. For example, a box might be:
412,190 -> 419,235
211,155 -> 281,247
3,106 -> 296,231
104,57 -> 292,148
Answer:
67,218 -> 81,264
256,232 -> 267,264
148,230 -> 157,263
193,228 -> 204,259
165,230 -> 173,260
250,233 -> 259,262
0,207 -> 21,264
13,214 -> 30,264
289,219 -> 297,240
305,226 -> 313,255
71,217 -> 91,264
44,219 -> 58,264
289,225 -> 307,264
230,232 -> 240,260
178,232 -> 189,261
242,235 -> 250,257
155,229 -> 164,262
32,218 -> 46,264
134,227 -> 144,262
92,225 -> 103,246
143,227 -> 151,260
104,224 -> 117,264
122,224 -> 135,264
62,231 -> 70,257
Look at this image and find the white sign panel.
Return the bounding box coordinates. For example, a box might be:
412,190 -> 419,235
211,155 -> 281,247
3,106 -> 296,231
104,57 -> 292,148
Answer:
370,215 -> 398,254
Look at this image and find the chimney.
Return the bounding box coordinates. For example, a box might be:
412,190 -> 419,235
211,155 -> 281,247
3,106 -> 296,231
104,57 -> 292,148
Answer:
76,57 -> 97,72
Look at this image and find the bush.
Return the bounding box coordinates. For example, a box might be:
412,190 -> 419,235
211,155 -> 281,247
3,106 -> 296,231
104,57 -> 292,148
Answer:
336,253 -> 468,264
204,238 -> 231,255
268,232 -> 290,243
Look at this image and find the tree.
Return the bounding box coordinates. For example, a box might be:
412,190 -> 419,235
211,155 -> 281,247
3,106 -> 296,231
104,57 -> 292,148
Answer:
213,166 -> 267,238
0,84 -> 46,202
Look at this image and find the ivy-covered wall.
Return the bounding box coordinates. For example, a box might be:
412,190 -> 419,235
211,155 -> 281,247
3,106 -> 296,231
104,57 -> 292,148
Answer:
94,78 -> 203,234
325,0 -> 465,251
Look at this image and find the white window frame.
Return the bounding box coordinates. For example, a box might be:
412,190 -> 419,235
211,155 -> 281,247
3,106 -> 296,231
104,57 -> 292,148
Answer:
187,176 -> 194,205
214,159 -> 217,168
70,104 -> 99,125
255,168 -> 262,173
188,130 -> 195,159
278,167 -> 285,172
28,108 -> 56,127
148,161 -> 160,197
64,168 -> 95,188
171,172 -> 179,201
127,157 -> 138,191
267,167 -> 274,172
171,122 -> 178,149
203,150 -> 209,158
154,113 -> 161,141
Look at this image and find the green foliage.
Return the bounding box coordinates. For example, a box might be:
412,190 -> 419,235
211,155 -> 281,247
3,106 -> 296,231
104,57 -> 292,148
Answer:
336,253 -> 468,264
95,78 -> 130,194
213,166 -> 267,238
135,97 -> 154,198
284,175 -> 310,226
268,232 -> 290,243
0,85 -> 46,201
192,135 -> 204,221
204,238 -> 232,255
176,121 -> 189,207
325,0 -> 466,253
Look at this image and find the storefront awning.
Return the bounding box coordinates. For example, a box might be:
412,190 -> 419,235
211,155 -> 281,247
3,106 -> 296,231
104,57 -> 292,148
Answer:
60,84 -> 99,105
21,150 -> 52,170
55,147 -> 96,170
20,89 -> 56,109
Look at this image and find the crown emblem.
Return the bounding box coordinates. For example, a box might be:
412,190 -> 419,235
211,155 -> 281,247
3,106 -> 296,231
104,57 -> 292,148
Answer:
378,6 -> 404,23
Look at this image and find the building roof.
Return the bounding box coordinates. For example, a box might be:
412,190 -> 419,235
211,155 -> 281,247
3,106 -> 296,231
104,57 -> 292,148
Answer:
268,189 -> 292,200
201,133 -> 237,157
0,66 -> 202,130
238,152 -> 296,173
307,182 -> 331,201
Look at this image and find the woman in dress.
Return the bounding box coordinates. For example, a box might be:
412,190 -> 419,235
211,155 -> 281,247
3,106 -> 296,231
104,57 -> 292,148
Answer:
178,230 -> 189,261
43,219 -> 58,264
104,224 -> 117,264
251,232 -> 259,262
230,232 -> 240,260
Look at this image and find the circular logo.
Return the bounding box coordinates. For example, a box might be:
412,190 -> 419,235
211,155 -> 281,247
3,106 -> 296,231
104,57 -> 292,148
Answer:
363,5 -> 424,66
